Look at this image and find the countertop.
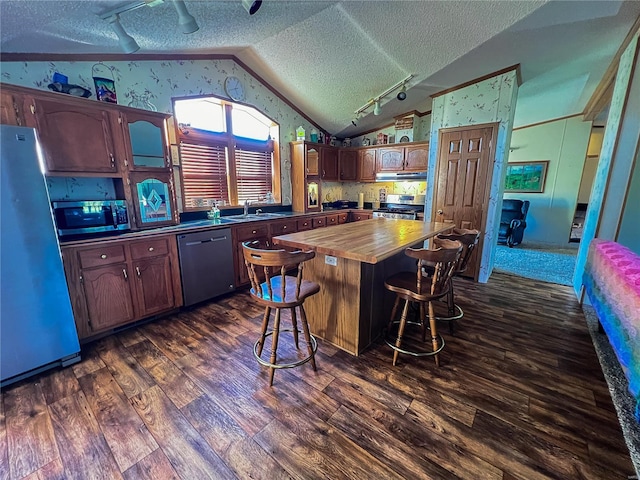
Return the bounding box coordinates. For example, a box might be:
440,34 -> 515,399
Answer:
272,219 -> 453,264
59,209 -> 372,247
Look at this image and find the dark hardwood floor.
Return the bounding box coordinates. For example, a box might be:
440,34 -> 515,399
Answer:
0,272 -> 634,479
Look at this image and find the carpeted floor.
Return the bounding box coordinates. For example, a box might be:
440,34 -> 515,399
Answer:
493,242 -> 579,286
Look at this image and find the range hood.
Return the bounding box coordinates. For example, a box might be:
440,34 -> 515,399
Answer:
375,171 -> 427,182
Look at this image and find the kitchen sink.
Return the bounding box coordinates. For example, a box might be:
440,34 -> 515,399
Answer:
183,218 -> 238,227
225,213 -> 287,220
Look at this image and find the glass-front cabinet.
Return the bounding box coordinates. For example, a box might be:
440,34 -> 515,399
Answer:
130,172 -> 175,228
123,110 -> 169,170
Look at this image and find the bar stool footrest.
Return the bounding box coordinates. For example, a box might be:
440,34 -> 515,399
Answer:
254,328 -> 318,369
435,303 -> 464,322
384,320 -> 445,357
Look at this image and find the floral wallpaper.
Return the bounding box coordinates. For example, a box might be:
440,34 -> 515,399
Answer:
1,58 -> 321,206
322,181 -> 426,204
46,177 -> 117,201
573,33 -> 639,293
348,113 -> 431,147
427,70 -> 518,283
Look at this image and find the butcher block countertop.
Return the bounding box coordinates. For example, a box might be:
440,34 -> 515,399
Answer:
273,218 -> 453,264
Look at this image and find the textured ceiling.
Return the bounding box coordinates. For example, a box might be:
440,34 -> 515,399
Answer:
1,1 -> 638,135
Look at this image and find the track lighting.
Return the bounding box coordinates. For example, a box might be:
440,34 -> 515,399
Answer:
242,0 -> 263,15
107,14 -> 140,54
172,0 -> 199,33
353,74 -> 414,119
397,84 -> 407,101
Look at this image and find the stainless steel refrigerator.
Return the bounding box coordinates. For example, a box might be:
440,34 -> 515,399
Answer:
1,125 -> 80,386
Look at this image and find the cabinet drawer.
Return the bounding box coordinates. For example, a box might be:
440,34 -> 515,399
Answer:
270,220 -> 297,236
130,237 -> 170,260
313,216 -> 327,228
338,212 -> 349,224
78,244 -> 126,268
326,214 -> 339,226
297,218 -> 313,231
235,223 -> 270,241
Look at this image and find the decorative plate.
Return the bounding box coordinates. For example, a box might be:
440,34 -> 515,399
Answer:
399,135 -> 410,143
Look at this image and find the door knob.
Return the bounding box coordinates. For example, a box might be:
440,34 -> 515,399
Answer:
437,209 -> 443,215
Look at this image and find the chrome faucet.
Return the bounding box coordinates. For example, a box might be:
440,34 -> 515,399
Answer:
244,199 -> 250,216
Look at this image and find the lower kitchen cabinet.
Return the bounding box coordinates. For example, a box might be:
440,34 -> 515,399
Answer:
61,234 -> 182,340
350,211 -> 372,222
232,222 -> 270,286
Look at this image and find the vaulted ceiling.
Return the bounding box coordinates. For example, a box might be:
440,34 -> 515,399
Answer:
1,1 -> 638,136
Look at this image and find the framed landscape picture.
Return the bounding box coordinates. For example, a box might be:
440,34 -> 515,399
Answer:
505,161 -> 549,193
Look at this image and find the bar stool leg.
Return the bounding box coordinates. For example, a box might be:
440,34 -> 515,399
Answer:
428,301 -> 440,367
419,302 -> 426,342
298,305 -> 317,371
269,308 -> 282,386
393,299 -> 411,366
256,306 -> 271,356
290,307 -> 300,348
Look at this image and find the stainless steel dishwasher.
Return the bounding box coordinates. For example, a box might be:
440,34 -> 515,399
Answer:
177,228 -> 235,306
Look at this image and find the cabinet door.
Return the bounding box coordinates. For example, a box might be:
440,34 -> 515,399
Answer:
124,111 -> 169,170
339,150 -> 358,181
1,90 -> 23,126
306,146 -> 320,176
377,147 -> 405,172
82,263 -> 136,333
132,255 -> 175,317
321,147 -> 339,180
31,97 -> 118,173
130,171 -> 176,228
357,148 -> 377,181
404,144 -> 429,171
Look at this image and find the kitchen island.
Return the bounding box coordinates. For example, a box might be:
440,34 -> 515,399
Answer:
272,218 -> 452,355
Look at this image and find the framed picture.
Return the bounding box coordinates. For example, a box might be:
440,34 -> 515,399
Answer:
505,161 -> 549,193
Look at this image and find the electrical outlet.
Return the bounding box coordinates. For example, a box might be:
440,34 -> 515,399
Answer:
325,255 -> 337,266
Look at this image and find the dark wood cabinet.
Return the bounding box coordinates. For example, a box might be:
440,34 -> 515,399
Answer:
30,96 -> 120,174
61,234 -> 182,340
122,110 -> 169,170
357,148 -> 377,181
321,146 -> 339,181
269,219 -> 297,237
290,141 -> 323,213
1,90 -> 25,126
232,223 -> 270,286
339,149 -> 358,181
350,211 -> 372,222
129,171 -> 176,229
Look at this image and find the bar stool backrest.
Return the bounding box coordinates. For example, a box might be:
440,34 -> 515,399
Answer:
242,241 -> 316,303
435,228 -> 480,275
406,239 -> 462,296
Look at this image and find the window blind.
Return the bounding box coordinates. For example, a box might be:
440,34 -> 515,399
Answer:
179,142 -> 229,207
235,148 -> 273,203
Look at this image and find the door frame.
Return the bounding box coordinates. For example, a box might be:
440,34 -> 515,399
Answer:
432,122 -> 499,281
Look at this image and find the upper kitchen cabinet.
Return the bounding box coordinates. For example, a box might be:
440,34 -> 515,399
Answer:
121,109 -> 170,171
29,95 -> 120,175
404,144 -> 429,171
338,149 -> 357,181
357,148 -> 376,182
320,146 -> 339,181
290,141 -> 322,213
1,89 -> 26,126
377,146 -> 405,172
129,171 -> 177,228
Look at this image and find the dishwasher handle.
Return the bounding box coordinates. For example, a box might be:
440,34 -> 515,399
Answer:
184,235 -> 228,247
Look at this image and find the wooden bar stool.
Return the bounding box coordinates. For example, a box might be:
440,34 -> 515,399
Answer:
433,229 -> 480,333
384,239 -> 462,366
242,241 -> 319,386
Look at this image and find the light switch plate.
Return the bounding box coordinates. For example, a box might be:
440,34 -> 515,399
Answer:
325,255 -> 337,266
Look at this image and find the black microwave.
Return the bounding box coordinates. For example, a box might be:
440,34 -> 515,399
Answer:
52,200 -> 131,237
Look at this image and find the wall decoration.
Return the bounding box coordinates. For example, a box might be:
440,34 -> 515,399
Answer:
505,161 -> 549,193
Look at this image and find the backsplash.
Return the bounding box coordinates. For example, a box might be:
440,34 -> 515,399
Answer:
322,181 -> 426,203
47,177 -> 117,201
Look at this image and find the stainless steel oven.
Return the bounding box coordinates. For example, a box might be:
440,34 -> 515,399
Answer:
52,200 -> 130,237
372,194 -> 425,220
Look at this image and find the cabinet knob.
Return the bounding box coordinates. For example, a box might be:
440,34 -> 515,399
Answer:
136,266 -> 141,277
148,247 -> 154,252
252,230 -> 257,234
122,269 -> 128,279
283,226 -> 287,230
100,254 -> 107,259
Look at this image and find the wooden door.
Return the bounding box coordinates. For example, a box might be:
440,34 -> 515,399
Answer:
133,255 -> 176,317
339,149 -> 357,181
377,147 -> 405,171
433,124 -> 497,279
31,97 -> 119,173
357,148 -> 376,181
82,264 -> 136,332
306,146 -> 319,176
1,90 -> 23,126
122,110 -> 169,170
